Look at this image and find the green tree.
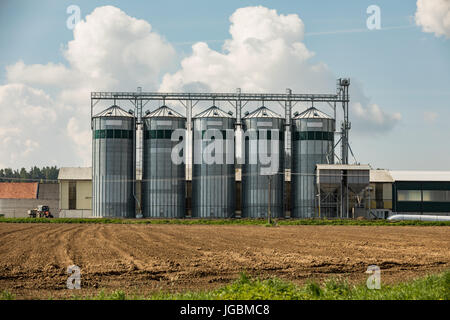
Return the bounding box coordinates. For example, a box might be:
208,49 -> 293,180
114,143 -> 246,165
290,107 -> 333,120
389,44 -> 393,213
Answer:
0,166 -> 59,182
19,168 -> 28,181
3,168 -> 13,181
30,166 -> 41,180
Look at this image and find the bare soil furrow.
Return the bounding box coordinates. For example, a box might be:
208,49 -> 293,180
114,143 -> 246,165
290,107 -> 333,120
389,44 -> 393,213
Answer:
0,223 -> 448,299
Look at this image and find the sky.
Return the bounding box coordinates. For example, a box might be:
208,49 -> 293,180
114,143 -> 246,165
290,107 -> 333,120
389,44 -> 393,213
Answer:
0,0 -> 449,171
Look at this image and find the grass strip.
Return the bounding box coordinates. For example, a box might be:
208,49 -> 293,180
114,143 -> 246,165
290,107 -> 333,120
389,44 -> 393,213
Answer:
68,270 -> 450,300
0,217 -> 449,226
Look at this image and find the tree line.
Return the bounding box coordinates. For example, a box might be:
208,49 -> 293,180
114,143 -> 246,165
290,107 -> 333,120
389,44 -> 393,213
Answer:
0,166 -> 59,182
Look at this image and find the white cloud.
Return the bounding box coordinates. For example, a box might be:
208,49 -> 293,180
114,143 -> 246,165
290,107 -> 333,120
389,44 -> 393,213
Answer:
64,5 -> 176,90
415,0 -> 450,38
23,139 -> 40,156
1,5 -> 400,169
0,84 -> 64,167
2,6 -> 177,168
352,102 -> 402,131
347,80 -> 402,133
6,61 -> 75,87
0,84 -> 58,131
161,6 -> 328,93
161,6 -> 400,133
0,127 -> 22,138
8,5 -> 176,93
424,111 -> 438,123
67,117 -> 91,166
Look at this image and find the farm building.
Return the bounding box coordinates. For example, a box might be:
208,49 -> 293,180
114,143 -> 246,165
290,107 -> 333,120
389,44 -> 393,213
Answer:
367,169 -> 395,218
391,171 -> 450,216
0,182 -> 59,217
58,167 -> 92,218
56,166 -> 450,218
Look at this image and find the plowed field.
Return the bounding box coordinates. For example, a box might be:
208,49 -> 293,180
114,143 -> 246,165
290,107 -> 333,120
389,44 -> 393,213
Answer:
0,223 -> 448,299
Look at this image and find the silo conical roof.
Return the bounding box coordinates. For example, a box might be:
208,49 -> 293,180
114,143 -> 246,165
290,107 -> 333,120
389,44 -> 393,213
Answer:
193,106 -> 233,118
144,105 -> 185,118
293,107 -> 332,119
243,106 -> 282,119
93,105 -> 135,118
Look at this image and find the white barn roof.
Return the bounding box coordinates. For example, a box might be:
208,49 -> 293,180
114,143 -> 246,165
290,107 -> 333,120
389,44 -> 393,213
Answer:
58,167 -> 92,180
389,171 -> 450,182
370,169 -> 394,183
316,164 -> 371,171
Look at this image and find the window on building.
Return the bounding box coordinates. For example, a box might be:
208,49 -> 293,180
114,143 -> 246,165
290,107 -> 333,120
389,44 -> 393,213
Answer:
397,190 -> 421,201
69,181 -> 76,210
422,190 -> 450,202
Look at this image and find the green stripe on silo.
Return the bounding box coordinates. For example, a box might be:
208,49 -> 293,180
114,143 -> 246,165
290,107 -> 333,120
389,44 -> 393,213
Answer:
93,129 -> 133,139
143,129 -> 175,140
293,131 -> 334,141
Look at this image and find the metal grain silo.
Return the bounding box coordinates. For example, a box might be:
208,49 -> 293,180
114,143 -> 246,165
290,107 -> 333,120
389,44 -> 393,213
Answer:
92,105 -> 136,218
242,107 -> 285,218
192,106 -> 235,218
291,107 -> 335,218
142,106 -> 186,218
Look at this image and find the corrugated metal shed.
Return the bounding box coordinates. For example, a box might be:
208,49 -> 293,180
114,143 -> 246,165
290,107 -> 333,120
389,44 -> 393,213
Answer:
370,170 -> 394,183
58,167 -> 92,180
145,106 -> 185,118
243,106 -> 282,119
0,182 -> 38,199
193,106 -> 233,118
389,171 -> 450,182
294,107 -> 332,119
93,105 -> 134,118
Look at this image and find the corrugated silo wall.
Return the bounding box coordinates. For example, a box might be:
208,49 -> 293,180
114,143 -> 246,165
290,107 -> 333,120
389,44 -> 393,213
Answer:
192,117 -> 236,218
92,116 -> 136,217
142,117 -> 186,218
292,118 -> 335,218
241,118 -> 285,218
